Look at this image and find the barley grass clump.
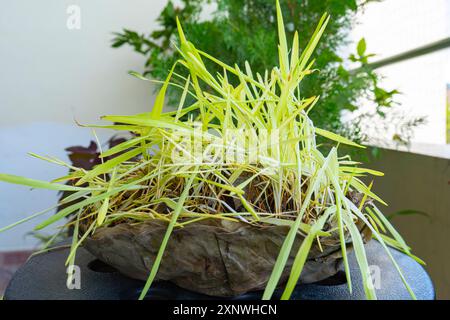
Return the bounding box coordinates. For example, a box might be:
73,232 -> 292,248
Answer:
0,1 -> 421,300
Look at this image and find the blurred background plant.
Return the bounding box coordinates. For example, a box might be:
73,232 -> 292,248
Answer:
111,0 -> 424,146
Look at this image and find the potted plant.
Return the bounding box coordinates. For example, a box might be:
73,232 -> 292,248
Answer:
0,1 -> 421,300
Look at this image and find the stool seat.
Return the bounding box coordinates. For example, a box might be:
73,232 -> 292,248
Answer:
4,239 -> 434,300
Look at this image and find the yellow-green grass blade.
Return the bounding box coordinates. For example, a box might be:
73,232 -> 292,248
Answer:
101,115 -> 193,132
176,16 -> 187,45
0,173 -> 96,192
78,124 -> 144,132
340,167 -> 384,177
138,169 -> 197,300
315,128 -> 365,149
35,172 -> 157,230
358,181 -> 373,211
326,148 -> 352,292
197,50 -> 276,98
0,205 -> 58,233
188,176 -> 244,195
347,200 -> 417,299
276,0 -> 289,78
96,168 -> 116,226
379,235 -> 425,265
319,149 -> 415,299
337,198 -> 353,293
66,212 -> 80,286
100,135 -> 149,158
290,31 -> 299,72
58,189 -> 91,205
151,63 -> 177,119
366,206 -> 387,233
349,178 -> 387,206
237,194 -> 260,221
128,71 -> 197,100
28,153 -> 78,171
296,13 -> 329,74
128,70 -> 148,81
262,148 -> 335,300
281,207 -> 334,299
65,219 -> 95,266
76,147 -> 143,185
175,75 -> 191,121
51,171 -> 84,183
369,206 -> 410,255
343,214 -> 377,300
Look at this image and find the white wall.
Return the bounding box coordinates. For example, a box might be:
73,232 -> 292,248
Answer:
0,0 -> 169,250
350,0 -> 450,145
0,0 -> 171,126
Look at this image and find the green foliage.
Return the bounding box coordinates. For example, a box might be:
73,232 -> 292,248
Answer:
112,0 -> 400,142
